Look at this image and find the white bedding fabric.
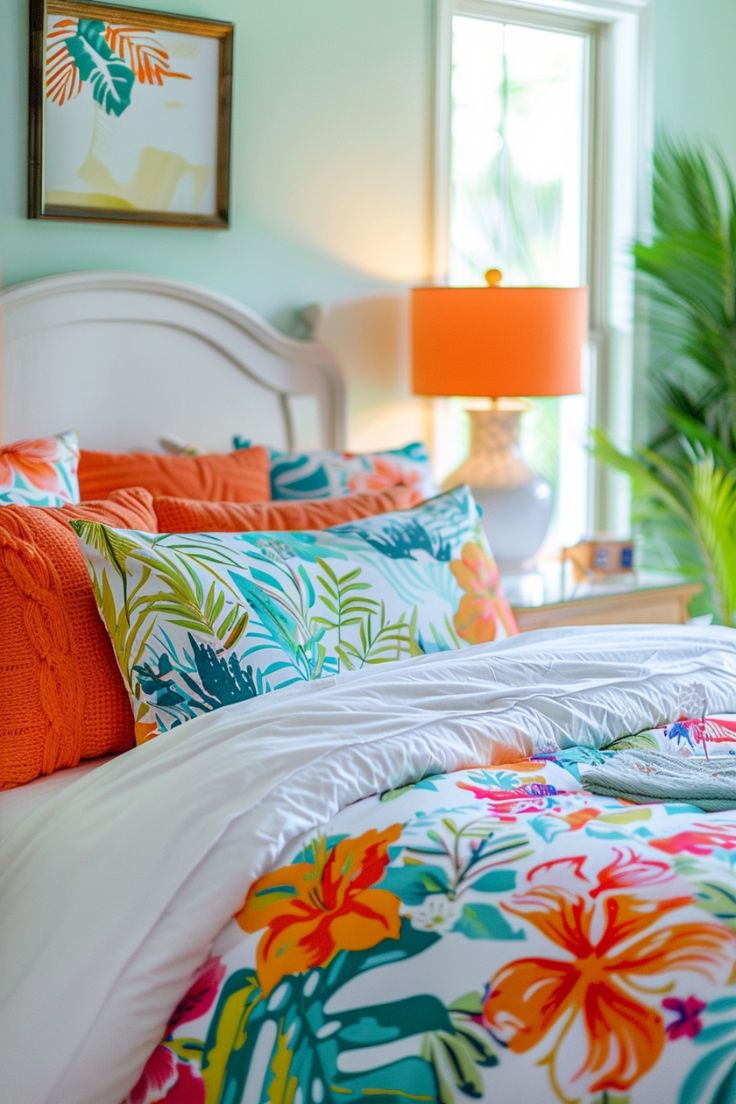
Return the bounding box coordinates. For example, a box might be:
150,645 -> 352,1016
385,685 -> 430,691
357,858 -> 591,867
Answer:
2,624 -> 736,1104
0,758 -> 111,840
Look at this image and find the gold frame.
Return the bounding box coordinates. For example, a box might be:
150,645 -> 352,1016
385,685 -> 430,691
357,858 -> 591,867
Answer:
28,0 -> 234,228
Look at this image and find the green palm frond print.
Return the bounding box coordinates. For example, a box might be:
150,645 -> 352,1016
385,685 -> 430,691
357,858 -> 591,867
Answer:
71,488 -> 517,742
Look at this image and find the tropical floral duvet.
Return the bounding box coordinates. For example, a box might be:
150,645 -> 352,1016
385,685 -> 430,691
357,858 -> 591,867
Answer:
4,625 -> 736,1104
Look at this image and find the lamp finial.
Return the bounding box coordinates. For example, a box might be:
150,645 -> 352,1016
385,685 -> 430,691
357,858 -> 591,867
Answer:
484,268 -> 503,288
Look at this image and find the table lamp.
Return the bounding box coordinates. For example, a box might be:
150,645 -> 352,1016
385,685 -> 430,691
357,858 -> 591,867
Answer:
411,272 -> 588,573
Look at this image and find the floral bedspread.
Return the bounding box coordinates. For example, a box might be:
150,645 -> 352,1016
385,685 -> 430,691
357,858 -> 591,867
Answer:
130,716 -> 736,1104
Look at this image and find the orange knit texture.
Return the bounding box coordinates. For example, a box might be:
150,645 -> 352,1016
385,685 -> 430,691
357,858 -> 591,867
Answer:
79,446 -> 271,502
0,487 -> 157,790
154,485 -> 422,533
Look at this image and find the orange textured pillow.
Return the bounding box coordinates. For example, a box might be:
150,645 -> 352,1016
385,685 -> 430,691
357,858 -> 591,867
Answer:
0,487 -> 157,790
154,485 -> 422,532
78,446 -> 270,503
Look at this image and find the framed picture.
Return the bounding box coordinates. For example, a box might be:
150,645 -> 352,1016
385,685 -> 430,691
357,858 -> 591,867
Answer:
28,0 -> 233,227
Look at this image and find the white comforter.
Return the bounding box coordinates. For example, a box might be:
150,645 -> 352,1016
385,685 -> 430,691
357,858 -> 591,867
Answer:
2,624 -> 736,1104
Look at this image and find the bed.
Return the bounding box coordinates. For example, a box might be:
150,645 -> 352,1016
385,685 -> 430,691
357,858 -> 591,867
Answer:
2,273 -> 736,1104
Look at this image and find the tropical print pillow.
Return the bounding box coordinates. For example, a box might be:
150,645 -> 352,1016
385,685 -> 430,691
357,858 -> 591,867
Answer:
72,487 -> 517,741
232,439 -> 437,501
0,430 -> 80,506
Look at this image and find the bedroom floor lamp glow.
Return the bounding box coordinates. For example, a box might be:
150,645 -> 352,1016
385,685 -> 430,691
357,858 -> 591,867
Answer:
411,273 -> 588,573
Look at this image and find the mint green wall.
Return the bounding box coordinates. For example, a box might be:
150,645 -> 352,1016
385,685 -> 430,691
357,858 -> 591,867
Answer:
0,0 -> 432,332
653,0 -> 736,168
4,0 -> 735,452
5,0 -> 736,321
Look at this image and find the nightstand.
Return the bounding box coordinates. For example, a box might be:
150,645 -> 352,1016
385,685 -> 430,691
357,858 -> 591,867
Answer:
509,571 -> 703,632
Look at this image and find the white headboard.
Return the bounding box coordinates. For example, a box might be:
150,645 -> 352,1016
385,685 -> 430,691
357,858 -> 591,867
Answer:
2,272 -> 345,452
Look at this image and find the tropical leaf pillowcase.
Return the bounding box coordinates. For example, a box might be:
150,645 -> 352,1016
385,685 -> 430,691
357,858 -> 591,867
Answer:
232,439 -> 437,502
0,430 -> 80,506
72,487 -> 517,742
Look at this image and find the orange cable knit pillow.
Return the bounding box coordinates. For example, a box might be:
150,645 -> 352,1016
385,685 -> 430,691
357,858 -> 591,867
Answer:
78,446 -> 270,502
0,487 -> 157,790
154,485 -> 422,532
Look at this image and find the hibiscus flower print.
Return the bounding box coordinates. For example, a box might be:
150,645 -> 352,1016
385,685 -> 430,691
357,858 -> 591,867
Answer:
126,957 -> 225,1104
236,825 -> 402,995
0,431 -> 79,505
451,541 -> 517,643
345,455 -> 426,496
482,850 -> 734,1102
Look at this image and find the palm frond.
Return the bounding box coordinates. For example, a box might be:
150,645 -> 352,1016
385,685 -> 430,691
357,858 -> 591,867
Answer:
690,455 -> 736,624
595,137 -> 736,621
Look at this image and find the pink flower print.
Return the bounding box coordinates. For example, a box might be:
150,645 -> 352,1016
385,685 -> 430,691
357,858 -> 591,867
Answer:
663,995 -> 707,1040
126,958 -> 225,1104
167,956 -> 226,1031
590,847 -> 675,898
128,1046 -> 177,1104
127,1049 -> 205,1104
651,826 -> 736,856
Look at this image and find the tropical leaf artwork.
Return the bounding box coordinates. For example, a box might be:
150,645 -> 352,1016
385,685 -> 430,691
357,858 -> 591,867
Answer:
104,25 -> 191,85
44,16 -> 190,115
46,18 -> 83,106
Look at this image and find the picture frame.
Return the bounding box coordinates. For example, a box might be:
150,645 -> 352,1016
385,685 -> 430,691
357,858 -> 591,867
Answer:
28,0 -> 234,228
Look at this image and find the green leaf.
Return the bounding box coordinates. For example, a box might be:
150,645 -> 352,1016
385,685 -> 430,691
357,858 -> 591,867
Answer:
472,869 -> 517,893
381,863 -> 450,905
452,903 -> 524,941
679,1039 -> 736,1104
65,20 -> 134,116
595,137 -> 736,621
222,608 -> 249,649
336,994 -> 451,1047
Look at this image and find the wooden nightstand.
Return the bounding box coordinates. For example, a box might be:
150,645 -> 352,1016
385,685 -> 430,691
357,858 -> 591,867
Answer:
509,571 -> 703,632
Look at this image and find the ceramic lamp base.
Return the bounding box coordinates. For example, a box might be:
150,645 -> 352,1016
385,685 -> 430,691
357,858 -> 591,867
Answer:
442,405 -> 552,573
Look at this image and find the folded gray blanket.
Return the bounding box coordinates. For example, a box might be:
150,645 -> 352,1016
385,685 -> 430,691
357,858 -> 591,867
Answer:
580,750 -> 736,811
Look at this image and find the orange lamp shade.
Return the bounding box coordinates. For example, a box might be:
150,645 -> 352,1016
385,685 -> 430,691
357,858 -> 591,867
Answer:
411,285 -> 588,398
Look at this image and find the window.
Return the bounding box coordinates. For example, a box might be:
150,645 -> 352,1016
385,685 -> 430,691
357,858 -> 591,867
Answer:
434,0 -> 650,546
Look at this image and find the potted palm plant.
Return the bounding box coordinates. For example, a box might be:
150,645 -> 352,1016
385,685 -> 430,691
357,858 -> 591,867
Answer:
594,138 -> 736,625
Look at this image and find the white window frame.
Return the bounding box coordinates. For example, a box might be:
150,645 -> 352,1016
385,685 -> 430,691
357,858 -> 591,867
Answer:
432,0 -> 653,534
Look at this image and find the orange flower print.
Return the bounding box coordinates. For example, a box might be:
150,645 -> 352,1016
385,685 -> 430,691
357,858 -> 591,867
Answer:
347,456 -> 422,495
483,849 -> 734,1102
134,719 -> 159,744
451,542 -> 516,643
0,436 -> 64,494
236,824 -> 402,995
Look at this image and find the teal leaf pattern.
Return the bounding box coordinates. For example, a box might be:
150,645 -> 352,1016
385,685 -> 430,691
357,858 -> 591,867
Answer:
127,748 -> 736,1104
64,20 -> 134,116
73,487 -> 516,740
232,439 -> 437,500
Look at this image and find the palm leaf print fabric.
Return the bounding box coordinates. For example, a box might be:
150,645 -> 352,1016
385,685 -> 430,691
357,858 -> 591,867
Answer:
72,487 -> 517,741
232,439 -> 437,501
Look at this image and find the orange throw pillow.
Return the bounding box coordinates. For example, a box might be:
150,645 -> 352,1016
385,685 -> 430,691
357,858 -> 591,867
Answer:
0,488 -> 157,790
79,446 -> 270,503
154,485 -> 421,532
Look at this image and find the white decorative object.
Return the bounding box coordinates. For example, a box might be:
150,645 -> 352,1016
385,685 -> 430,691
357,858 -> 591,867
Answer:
442,404 -> 552,573
2,271 -> 345,451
